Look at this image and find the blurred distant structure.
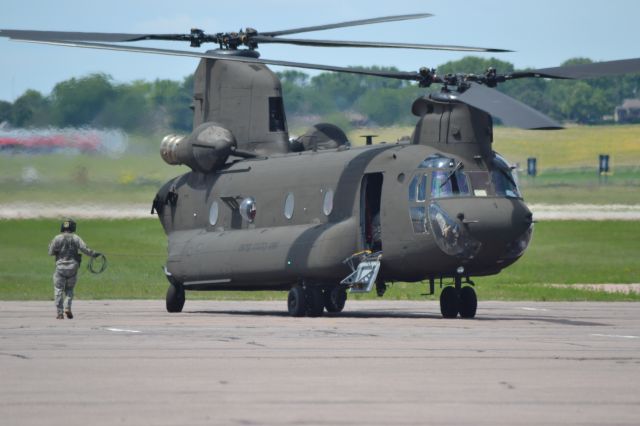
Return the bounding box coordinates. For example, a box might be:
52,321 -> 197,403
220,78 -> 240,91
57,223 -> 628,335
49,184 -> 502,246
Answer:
0,128 -> 127,155
614,99 -> 640,123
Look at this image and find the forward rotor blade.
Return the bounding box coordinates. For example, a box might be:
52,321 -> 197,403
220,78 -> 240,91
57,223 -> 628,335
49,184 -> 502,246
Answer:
456,83 -> 563,130
11,38 -> 422,80
253,36 -> 511,52
0,29 -> 191,43
510,57 -> 640,80
261,13 -> 433,37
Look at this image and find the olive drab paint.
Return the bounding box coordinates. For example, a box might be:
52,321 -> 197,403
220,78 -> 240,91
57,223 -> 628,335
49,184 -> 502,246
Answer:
153,59 -> 534,319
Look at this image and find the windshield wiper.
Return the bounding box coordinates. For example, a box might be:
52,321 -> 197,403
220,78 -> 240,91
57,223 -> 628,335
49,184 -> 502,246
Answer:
440,161 -> 464,188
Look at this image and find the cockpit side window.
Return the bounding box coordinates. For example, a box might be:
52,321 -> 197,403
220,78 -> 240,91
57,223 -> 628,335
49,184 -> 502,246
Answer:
408,176 -> 418,202
408,174 -> 428,202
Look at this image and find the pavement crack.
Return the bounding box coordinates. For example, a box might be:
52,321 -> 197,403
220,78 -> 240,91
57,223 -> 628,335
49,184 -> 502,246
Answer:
0,352 -> 30,360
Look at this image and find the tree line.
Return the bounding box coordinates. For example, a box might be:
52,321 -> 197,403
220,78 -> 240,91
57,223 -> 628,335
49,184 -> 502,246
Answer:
1,56 -> 638,132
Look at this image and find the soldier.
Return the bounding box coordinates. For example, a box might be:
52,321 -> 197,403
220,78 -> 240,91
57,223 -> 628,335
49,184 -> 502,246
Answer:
48,219 -> 101,319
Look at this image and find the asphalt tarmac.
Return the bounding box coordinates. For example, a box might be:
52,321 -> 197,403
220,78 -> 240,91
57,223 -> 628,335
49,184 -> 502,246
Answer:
1,300 -> 639,426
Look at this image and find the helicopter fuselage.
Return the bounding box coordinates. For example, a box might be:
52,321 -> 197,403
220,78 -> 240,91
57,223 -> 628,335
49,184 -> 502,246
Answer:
155,141 -> 533,292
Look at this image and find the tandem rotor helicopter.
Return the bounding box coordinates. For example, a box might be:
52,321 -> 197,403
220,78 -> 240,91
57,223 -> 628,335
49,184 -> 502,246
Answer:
3,14 -> 640,318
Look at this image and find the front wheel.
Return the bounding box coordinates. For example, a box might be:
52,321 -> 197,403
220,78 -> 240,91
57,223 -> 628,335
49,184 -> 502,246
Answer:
459,286 -> 477,319
166,283 -> 185,313
440,286 -> 459,319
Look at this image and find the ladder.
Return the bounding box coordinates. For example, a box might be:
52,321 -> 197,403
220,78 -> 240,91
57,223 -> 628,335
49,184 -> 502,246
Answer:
340,251 -> 382,293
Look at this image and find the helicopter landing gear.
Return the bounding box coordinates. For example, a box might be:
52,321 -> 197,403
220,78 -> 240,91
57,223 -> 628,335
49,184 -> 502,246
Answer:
324,286 -> 347,313
459,286 -> 478,319
439,286 -> 459,318
439,276 -> 477,319
166,282 -> 185,313
306,286 -> 325,317
288,284 -> 325,317
287,285 -> 306,317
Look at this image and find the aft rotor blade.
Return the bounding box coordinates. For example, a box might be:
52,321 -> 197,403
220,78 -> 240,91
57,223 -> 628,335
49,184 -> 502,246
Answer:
11,38 -> 423,80
252,36 -> 511,52
261,13 -> 433,37
0,29 -> 192,43
457,83 -> 563,130
510,57 -> 640,80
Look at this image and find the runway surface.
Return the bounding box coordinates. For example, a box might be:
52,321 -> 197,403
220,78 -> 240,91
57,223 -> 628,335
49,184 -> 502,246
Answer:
1,300 -> 639,425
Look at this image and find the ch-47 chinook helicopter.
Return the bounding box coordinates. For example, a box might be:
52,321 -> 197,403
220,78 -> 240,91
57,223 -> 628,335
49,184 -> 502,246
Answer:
3,14 -> 640,318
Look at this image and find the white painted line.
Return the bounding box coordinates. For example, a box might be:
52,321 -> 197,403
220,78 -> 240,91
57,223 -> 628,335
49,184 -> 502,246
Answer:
521,307 -> 549,312
591,334 -> 639,339
105,328 -> 142,333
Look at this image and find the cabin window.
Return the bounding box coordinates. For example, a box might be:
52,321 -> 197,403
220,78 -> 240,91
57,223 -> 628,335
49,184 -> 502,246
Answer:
284,192 -> 294,219
323,189 -> 334,216
431,170 -> 471,198
268,97 -> 287,132
239,197 -> 257,223
208,201 -> 219,225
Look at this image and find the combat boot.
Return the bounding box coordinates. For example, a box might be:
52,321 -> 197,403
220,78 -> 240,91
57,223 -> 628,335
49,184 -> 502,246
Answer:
56,313 -> 64,319
65,310 -> 73,319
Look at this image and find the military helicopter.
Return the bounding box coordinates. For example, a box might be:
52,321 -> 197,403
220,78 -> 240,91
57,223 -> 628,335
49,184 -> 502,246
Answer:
3,14 -> 640,318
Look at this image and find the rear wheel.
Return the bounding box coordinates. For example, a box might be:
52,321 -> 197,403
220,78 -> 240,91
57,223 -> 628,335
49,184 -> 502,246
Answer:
288,285 -> 307,317
459,286 -> 477,319
324,286 -> 347,313
440,286 -> 459,319
166,283 -> 185,313
305,286 -> 325,317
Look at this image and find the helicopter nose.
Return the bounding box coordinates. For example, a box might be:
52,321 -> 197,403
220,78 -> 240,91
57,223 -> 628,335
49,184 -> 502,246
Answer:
429,198 -> 533,261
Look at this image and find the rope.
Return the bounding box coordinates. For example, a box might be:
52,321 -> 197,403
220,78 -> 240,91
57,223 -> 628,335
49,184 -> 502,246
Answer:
88,254 -> 107,274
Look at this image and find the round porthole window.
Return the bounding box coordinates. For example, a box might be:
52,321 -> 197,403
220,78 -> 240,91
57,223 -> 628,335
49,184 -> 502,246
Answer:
284,192 -> 294,219
240,197 -> 257,223
208,201 -> 219,225
323,189 -> 334,216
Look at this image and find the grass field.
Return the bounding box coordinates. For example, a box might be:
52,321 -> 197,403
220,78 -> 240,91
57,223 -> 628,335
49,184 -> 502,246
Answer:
2,124 -> 639,205
1,219 -> 638,302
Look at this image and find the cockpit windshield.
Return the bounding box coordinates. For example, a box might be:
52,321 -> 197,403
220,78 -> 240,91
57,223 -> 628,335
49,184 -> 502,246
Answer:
492,154 -> 521,198
409,153 -> 522,201
431,168 -> 471,198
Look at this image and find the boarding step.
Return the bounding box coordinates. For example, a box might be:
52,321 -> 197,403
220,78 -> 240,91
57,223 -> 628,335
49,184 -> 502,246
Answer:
340,251 -> 382,293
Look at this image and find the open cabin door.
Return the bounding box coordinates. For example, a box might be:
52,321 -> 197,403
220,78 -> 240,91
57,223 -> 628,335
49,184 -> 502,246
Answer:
360,173 -> 383,252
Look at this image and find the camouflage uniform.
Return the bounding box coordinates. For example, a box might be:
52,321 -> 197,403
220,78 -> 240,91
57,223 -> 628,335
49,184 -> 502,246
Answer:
48,232 -> 96,318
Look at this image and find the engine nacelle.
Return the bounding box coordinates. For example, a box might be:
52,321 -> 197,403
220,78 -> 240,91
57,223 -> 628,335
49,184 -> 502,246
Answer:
161,122 -> 237,173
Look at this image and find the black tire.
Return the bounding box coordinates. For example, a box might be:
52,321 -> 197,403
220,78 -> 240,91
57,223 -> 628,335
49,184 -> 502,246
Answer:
459,286 -> 478,319
305,286 -> 325,317
440,286 -> 459,319
166,283 -> 185,313
288,286 -> 307,317
324,286 -> 347,313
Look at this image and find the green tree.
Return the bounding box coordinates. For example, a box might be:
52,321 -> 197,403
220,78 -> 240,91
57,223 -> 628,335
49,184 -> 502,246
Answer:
167,74 -> 195,132
11,90 -> 49,127
0,100 -> 11,124
50,73 -> 115,127
98,80 -> 151,131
